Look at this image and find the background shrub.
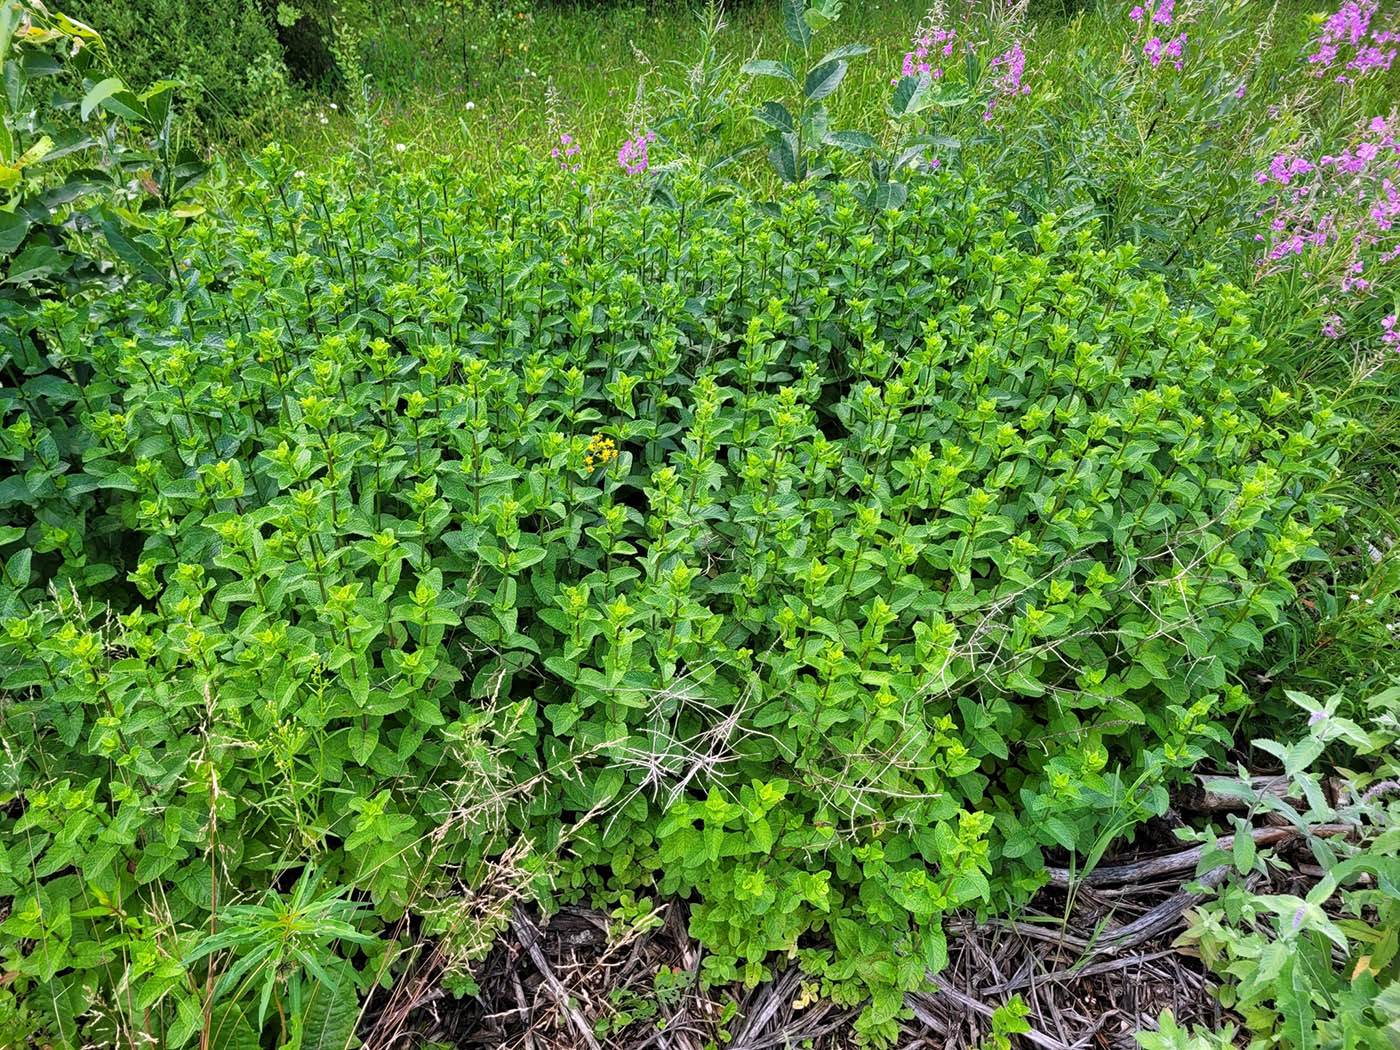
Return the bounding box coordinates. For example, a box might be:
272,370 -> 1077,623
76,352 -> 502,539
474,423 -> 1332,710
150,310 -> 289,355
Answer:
66,0 -> 293,138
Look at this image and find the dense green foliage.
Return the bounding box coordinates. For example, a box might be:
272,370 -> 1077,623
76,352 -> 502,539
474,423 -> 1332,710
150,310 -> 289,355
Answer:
0,140 -> 1352,1043
1,0 -> 1399,1047
0,4 -> 206,304
64,0 -> 543,139
64,0 -> 293,136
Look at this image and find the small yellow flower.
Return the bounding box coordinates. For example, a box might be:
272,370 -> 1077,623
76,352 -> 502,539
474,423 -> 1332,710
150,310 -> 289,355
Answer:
584,433 -> 618,474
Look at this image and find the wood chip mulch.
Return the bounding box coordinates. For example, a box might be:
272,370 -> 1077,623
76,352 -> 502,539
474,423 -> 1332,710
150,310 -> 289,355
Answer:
352,814 -> 1329,1050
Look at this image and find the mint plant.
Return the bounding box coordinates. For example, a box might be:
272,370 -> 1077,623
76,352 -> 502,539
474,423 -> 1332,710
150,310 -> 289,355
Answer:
0,147 -> 1350,1045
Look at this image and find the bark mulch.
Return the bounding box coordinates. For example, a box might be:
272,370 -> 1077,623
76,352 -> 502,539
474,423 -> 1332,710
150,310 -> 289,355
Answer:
354,774 -> 1358,1050
353,805 -> 1338,1050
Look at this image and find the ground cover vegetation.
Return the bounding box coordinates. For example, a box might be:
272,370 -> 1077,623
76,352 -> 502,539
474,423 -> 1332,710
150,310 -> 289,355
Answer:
0,0 -> 1398,1048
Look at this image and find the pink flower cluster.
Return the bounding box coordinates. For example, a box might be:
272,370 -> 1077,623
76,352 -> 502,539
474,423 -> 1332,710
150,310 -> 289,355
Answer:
1130,2 -> 1187,71
1130,0 -> 1175,25
1144,32 -> 1187,70
551,133 -> 581,173
983,41 -> 1029,121
617,130 -> 655,176
1257,154 -> 1315,187
1306,0 -> 1398,82
893,25 -> 958,85
1255,115 -> 1400,352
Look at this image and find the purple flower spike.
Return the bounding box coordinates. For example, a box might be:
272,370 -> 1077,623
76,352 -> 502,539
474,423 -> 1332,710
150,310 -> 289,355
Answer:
618,130 -> 654,176
1307,1 -> 1398,79
984,41 -> 1028,121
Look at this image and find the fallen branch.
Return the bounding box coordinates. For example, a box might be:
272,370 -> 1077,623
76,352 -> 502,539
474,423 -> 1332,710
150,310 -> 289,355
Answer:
511,912 -> 602,1050
1177,774 -> 1291,811
730,967 -> 802,1050
1043,823 -> 1352,888
1091,864 -> 1232,953
980,949 -> 1177,997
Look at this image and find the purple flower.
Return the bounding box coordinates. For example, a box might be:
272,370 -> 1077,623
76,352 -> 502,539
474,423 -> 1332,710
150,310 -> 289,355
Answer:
1144,31 -> 1187,70
1165,32 -> 1186,69
551,132 -> 581,173
618,130 -> 656,175
1253,113 -> 1400,353
1153,0 -> 1175,25
983,41 -> 1028,121
894,23 -> 957,84
1307,1 -> 1398,79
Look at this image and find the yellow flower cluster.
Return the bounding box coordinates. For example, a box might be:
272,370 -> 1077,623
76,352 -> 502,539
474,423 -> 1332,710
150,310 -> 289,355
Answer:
584,433 -> 618,474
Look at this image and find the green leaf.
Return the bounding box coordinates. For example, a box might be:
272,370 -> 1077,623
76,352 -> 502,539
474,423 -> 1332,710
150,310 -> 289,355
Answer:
98,89 -> 150,124
890,74 -> 929,118
1042,816 -> 1077,851
20,50 -> 64,78
753,101 -> 795,132
769,133 -> 802,183
823,129 -> 876,152
299,957 -> 361,1050
740,59 -> 798,84
869,983 -> 901,1025
749,817 -> 774,853
782,0 -> 812,50
14,135 -> 53,170
1232,827 -> 1255,874
4,546 -> 32,589
865,181 -> 907,210
81,77 -> 126,122
928,91 -> 970,109
4,244 -> 67,285
818,43 -> 871,64
804,59 -> 847,102
804,0 -> 844,33
101,217 -> 167,284
348,725 -> 377,765
208,1003 -> 262,1050
0,209 -> 30,255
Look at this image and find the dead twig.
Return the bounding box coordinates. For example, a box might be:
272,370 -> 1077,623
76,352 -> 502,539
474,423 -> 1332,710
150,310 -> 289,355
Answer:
912,975 -> 1071,1050
1043,823 -> 1353,888
981,949 -> 1178,996
511,912 -> 602,1050
730,967 -> 802,1050
510,966 -> 536,1050
1088,865 -> 1232,955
